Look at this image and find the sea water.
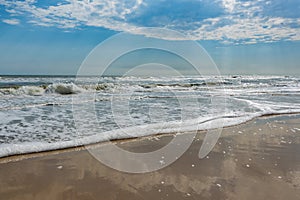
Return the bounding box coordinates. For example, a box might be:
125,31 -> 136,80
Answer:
0,75 -> 300,157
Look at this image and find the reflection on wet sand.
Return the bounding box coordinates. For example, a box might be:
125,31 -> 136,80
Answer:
0,114 -> 300,200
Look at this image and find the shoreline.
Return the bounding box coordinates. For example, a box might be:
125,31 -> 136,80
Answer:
1,112 -> 300,164
0,113 -> 300,199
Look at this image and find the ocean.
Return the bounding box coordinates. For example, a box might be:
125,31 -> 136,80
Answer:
0,75 -> 300,157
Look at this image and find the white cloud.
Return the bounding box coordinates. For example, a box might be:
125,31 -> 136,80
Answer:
0,0 -> 144,30
222,0 -> 237,13
0,0 -> 300,44
189,16 -> 300,43
2,18 -> 20,25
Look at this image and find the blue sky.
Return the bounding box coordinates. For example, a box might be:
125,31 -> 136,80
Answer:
0,0 -> 300,75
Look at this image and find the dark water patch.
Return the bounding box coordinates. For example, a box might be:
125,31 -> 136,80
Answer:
0,82 -> 51,89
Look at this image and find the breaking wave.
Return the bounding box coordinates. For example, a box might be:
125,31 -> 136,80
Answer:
45,83 -> 83,95
1,75 -> 300,158
0,83 -> 88,96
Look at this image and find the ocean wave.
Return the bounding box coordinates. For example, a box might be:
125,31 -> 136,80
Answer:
1,75 -> 300,159
140,81 -> 233,89
20,86 -> 45,96
45,83 -> 83,95
1,110 -> 300,158
0,83 -> 88,96
0,86 -> 45,96
0,82 -> 120,96
0,75 -> 298,96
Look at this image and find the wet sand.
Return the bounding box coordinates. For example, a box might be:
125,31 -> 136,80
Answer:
0,114 -> 300,200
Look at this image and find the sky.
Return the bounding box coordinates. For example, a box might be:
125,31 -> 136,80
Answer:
0,0 -> 300,75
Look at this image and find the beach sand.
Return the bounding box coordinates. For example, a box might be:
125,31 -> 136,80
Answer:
0,114 -> 300,200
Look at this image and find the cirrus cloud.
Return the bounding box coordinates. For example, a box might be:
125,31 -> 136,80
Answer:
2,18 -> 20,25
0,0 -> 300,44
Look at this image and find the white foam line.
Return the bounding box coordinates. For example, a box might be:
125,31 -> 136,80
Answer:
2,110 -> 300,158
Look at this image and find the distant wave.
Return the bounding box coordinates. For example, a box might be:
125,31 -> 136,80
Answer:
139,81 -> 234,88
0,75 -> 299,96
0,81 -> 227,96
0,83 -> 112,96
45,83 -> 83,95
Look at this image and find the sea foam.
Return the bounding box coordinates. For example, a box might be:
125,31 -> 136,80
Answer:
1,109 -> 300,158
0,75 -> 300,158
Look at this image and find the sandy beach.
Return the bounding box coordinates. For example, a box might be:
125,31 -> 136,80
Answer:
1,0 -> 300,199
0,114 -> 300,200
